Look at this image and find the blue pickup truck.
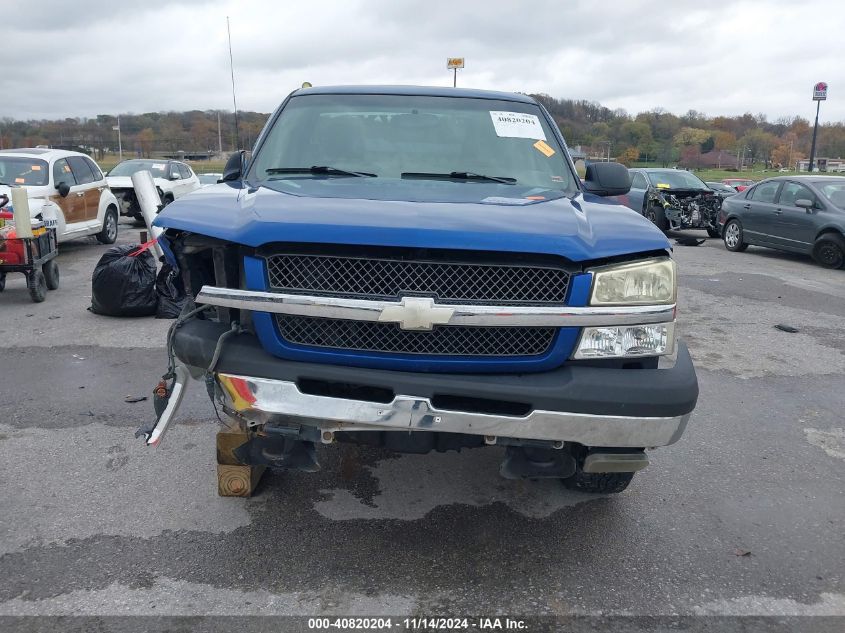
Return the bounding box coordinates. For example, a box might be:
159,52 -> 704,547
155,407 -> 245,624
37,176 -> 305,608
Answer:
142,86 -> 698,495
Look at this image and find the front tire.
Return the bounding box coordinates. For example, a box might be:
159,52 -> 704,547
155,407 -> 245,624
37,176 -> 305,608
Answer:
562,468 -> 634,494
96,207 -> 118,244
723,219 -> 748,252
812,233 -> 845,269
43,260 -> 60,290
645,205 -> 669,231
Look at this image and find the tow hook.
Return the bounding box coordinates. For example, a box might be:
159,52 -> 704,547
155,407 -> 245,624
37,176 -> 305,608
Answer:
232,434 -> 321,472
135,364 -> 190,447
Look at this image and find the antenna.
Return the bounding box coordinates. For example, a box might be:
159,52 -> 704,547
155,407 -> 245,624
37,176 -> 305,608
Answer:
227,16 -> 240,150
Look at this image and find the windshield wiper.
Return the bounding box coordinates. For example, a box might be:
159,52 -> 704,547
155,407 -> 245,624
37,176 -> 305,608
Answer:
402,171 -> 516,184
265,166 -> 376,178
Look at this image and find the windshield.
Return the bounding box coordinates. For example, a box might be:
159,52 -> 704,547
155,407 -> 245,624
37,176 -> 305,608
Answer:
249,94 -> 577,195
647,170 -> 708,190
0,157 -> 49,186
815,180 -> 845,208
108,160 -> 170,179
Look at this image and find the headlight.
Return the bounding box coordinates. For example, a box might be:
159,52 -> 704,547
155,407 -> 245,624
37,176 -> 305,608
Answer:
589,258 -> 676,306
573,323 -> 675,359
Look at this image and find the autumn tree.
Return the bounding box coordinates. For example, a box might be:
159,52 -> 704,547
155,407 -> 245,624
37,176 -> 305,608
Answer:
136,128 -> 154,157
712,131 -> 737,151
616,146 -> 640,166
739,129 -> 779,165
770,143 -> 804,170
674,127 -> 711,147
680,145 -> 703,168
618,121 -> 653,151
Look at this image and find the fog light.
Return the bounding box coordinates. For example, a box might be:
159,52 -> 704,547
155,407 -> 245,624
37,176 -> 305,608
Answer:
573,323 -> 674,359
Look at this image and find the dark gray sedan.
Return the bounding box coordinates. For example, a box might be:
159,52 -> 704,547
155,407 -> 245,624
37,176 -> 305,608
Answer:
719,175 -> 845,268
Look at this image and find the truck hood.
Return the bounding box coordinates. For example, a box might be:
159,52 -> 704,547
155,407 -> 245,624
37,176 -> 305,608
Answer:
154,180 -> 670,262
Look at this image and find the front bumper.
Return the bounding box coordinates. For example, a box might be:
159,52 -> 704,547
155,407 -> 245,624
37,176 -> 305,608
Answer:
173,320 -> 698,448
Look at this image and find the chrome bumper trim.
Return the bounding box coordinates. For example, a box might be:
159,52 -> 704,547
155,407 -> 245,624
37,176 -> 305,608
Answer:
196,286 -> 676,329
216,373 -> 690,447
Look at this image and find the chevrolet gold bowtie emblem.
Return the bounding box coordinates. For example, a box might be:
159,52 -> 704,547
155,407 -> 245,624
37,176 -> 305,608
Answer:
378,297 -> 455,331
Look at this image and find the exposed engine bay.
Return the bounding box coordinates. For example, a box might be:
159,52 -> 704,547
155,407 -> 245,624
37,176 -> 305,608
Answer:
110,187 -> 143,220
651,188 -> 722,234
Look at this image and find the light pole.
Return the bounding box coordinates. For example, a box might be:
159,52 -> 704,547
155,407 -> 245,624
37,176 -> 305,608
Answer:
227,16 -> 240,150
112,116 -> 123,162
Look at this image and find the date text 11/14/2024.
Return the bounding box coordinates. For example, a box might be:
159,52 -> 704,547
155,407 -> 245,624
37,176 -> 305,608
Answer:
308,617 -> 528,630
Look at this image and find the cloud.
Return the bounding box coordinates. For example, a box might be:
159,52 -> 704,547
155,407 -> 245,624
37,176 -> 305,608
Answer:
3,0 -> 843,123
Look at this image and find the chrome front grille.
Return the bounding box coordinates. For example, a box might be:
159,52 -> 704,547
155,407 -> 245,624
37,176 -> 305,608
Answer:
276,315 -> 556,357
266,254 -> 570,305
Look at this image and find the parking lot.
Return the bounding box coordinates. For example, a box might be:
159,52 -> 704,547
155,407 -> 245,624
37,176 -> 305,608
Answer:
0,222 -> 843,617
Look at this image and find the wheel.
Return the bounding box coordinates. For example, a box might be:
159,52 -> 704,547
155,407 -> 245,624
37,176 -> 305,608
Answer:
43,259 -> 60,290
707,227 -> 721,238
645,205 -> 669,231
28,270 -> 47,303
96,207 -> 118,244
723,219 -> 749,252
562,468 -> 634,494
812,233 -> 845,269
0,273 -> 5,292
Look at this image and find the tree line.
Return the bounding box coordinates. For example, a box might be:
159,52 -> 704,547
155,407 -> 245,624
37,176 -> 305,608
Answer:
531,94 -> 845,169
0,110 -> 269,158
1,98 -> 844,168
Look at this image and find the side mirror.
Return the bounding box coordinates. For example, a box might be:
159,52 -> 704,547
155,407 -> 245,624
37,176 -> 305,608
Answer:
795,198 -> 814,211
582,162 -> 631,197
56,182 -> 71,197
170,172 -> 181,180
222,150 -> 247,182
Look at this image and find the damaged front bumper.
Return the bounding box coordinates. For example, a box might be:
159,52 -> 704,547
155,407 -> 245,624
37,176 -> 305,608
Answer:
144,319 -> 698,450
215,372 -> 692,447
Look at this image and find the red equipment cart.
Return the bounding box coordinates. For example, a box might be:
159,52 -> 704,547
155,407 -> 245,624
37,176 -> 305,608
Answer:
0,203 -> 60,303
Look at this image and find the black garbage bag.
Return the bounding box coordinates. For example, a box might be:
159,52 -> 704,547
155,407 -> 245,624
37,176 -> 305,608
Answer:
155,263 -> 187,319
90,244 -> 158,317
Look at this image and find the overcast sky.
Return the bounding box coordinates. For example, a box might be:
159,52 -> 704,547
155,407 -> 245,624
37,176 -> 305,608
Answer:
5,0 -> 843,123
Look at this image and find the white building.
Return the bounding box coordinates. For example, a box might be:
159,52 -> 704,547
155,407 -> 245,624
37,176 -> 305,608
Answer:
796,157 -> 845,172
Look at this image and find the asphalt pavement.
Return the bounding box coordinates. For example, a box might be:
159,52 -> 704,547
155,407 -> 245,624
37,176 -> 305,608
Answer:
0,221 -> 843,621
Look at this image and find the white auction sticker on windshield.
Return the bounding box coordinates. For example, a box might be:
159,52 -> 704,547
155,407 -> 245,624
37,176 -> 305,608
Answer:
489,111 -> 546,140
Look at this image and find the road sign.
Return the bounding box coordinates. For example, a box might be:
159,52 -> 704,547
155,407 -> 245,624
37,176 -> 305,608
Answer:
813,81 -> 828,101
447,57 -> 465,69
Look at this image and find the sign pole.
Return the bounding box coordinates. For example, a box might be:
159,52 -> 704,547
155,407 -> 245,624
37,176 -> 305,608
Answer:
446,57 -> 464,87
808,81 -> 828,173
808,100 -> 821,173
